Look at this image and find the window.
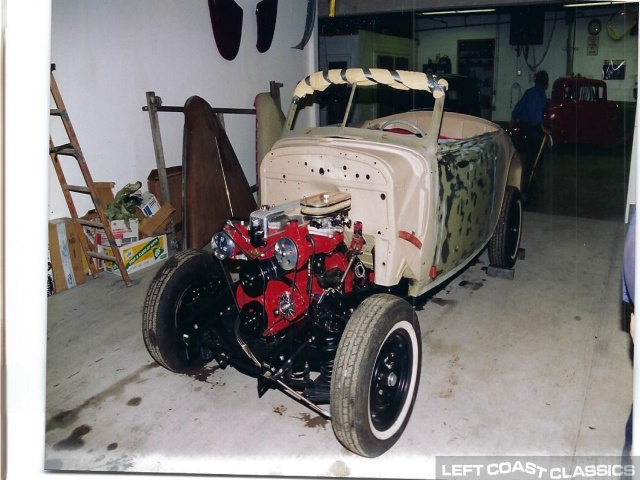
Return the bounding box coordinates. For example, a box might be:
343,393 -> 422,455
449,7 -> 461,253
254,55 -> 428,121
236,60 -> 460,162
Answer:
579,85 -> 602,102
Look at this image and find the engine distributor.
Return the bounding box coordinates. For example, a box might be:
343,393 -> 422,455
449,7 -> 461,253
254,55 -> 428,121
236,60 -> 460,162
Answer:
211,192 -> 358,340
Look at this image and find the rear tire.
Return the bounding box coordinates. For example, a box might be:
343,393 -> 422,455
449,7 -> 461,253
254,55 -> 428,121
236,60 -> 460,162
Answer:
330,294 -> 421,457
142,249 -> 229,373
489,186 -> 523,269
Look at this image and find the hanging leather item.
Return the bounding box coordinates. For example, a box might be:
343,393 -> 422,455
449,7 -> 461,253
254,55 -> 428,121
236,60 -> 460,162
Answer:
256,0 -> 278,53
208,0 -> 243,61
183,96 -> 256,249
292,0 -> 316,50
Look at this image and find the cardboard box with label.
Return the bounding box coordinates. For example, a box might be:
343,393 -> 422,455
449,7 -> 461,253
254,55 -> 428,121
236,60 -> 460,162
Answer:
48,217 -> 86,293
100,234 -> 169,277
98,219 -> 139,247
136,191 -> 161,217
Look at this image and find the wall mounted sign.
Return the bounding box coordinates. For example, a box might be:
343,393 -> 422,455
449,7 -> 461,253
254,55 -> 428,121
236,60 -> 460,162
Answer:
587,35 -> 599,56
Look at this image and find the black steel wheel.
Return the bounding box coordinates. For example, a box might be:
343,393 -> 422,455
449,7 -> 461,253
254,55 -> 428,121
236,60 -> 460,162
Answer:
488,186 -> 523,269
142,249 -> 232,373
330,294 -> 421,457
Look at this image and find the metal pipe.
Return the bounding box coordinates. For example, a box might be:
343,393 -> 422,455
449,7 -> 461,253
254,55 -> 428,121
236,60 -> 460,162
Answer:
145,92 -> 172,209
341,83 -> 358,128
142,105 -> 256,115
565,12 -> 576,75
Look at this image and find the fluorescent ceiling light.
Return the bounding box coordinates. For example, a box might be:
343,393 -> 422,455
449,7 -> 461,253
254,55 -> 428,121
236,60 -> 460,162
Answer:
564,1 -> 637,7
419,8 -> 496,15
458,9 -> 497,13
419,11 -> 457,15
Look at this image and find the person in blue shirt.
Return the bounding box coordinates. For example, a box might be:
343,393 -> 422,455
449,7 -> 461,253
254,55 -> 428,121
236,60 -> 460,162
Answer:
509,70 -> 551,201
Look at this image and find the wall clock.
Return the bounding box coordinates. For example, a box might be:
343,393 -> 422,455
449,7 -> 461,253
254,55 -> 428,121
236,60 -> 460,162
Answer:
588,19 -> 602,35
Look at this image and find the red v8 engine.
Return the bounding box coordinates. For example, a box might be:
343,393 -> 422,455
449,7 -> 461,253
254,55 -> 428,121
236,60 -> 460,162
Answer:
212,192 -> 369,339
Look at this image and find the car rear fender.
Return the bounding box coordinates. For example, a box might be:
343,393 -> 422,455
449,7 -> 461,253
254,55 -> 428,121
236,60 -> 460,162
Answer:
507,149 -> 524,193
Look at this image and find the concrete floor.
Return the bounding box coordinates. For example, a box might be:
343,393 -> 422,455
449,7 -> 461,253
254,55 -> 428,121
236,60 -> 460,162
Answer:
525,142 -> 633,222
44,146 -> 634,477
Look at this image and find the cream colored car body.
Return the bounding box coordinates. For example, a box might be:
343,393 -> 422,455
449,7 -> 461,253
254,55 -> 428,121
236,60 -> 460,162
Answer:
259,69 -> 522,297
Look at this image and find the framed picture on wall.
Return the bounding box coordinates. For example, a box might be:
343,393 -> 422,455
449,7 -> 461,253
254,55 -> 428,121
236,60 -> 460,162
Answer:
602,59 -> 626,80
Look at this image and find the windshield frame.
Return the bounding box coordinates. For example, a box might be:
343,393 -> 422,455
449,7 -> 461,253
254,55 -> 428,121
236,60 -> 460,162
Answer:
283,68 -> 449,149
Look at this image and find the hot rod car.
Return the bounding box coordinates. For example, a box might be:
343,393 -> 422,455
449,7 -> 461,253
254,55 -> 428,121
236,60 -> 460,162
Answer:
142,68 -> 523,457
544,76 -> 618,147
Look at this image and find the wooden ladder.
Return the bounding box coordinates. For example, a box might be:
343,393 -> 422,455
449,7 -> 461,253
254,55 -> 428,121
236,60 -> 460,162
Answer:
49,65 -> 132,287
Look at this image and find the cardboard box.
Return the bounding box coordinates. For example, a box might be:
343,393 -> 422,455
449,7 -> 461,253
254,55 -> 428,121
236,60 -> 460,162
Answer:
100,234 -> 168,277
136,191 -> 161,217
48,218 -> 86,293
97,219 -> 139,247
80,211 -> 138,246
93,181 -> 116,210
148,166 -> 183,243
139,202 -> 175,238
78,210 -> 102,272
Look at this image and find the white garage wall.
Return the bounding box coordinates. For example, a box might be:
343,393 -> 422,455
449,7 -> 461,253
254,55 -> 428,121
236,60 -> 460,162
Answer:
49,0 -> 315,220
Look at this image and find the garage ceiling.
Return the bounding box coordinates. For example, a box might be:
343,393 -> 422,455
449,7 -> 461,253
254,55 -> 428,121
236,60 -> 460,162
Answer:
318,0 -> 621,16
318,1 -> 637,38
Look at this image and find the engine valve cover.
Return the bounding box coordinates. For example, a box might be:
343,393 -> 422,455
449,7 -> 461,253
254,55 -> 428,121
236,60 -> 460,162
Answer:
301,192 -> 351,217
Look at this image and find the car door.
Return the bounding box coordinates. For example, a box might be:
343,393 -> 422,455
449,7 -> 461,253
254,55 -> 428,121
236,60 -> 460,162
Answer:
575,84 -> 600,143
557,82 -> 578,143
433,134 -> 497,275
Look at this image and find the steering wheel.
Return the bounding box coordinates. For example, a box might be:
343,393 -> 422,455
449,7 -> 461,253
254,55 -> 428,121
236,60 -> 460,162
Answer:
378,119 -> 427,138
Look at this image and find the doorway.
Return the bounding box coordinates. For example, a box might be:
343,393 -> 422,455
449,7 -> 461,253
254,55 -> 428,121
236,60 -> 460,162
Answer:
376,54 -> 410,118
458,39 -> 495,119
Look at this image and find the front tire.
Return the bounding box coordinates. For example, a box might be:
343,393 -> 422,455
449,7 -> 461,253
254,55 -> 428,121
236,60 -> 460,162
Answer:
142,249 -> 231,373
488,186 -> 523,269
330,294 -> 421,457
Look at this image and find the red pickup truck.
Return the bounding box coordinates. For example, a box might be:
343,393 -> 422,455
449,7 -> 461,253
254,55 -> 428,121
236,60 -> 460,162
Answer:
544,76 -> 618,147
